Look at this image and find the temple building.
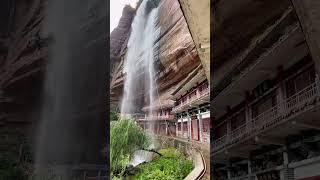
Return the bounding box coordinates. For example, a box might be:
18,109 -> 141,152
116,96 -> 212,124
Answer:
212,0 -> 320,179
172,65 -> 210,143
136,65 -> 210,144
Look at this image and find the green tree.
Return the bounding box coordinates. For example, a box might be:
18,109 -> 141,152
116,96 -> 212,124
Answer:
110,119 -> 151,176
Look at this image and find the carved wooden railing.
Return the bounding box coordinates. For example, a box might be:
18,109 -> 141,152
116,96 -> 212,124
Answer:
137,114 -> 175,121
213,81 -> 320,152
173,87 -> 210,112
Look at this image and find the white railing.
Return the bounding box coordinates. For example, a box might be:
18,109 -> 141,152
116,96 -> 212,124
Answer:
173,87 -> 210,112
213,82 -> 320,152
137,114 -> 175,121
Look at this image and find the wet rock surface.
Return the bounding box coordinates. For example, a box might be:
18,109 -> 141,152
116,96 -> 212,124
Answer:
110,0 -> 201,107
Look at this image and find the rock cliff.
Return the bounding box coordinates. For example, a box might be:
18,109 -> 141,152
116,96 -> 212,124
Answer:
110,5 -> 135,72
110,5 -> 136,106
0,0 -> 47,160
0,2 -> 51,177
0,0 -> 108,170
178,0 -> 210,81
110,0 -> 202,109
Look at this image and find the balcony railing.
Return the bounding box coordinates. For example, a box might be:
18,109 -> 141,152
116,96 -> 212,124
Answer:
213,81 -> 320,152
138,114 -> 175,121
121,113 -> 146,120
173,86 -> 210,112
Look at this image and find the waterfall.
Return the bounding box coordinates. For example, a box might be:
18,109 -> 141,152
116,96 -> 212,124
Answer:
120,0 -> 159,121
34,0 -> 107,177
121,0 -> 160,167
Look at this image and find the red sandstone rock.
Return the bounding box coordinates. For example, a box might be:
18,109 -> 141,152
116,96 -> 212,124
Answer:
110,0 -> 202,109
110,5 -> 135,59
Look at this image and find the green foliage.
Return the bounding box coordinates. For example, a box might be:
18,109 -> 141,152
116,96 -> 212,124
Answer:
110,106 -> 120,122
110,118 -> 151,175
111,176 -> 122,180
110,109 -> 119,122
132,148 -> 193,180
0,155 -> 25,180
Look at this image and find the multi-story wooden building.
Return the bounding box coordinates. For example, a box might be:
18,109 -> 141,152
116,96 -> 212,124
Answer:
172,66 -> 210,143
136,66 -> 210,144
212,0 -> 320,179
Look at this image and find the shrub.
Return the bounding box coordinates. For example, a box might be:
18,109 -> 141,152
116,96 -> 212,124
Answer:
110,109 -> 119,122
133,148 -> 193,180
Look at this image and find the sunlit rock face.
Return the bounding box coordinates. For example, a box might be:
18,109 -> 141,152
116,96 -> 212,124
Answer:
156,0 -> 200,92
178,0 -> 210,80
110,6 -> 136,105
110,5 -> 135,63
110,0 -> 201,108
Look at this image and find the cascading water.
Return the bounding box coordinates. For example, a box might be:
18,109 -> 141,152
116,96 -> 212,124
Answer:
120,0 -> 160,166
121,0 -> 159,119
34,0 -> 107,178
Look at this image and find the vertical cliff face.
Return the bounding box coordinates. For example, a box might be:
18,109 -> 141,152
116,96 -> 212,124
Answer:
178,0 -> 210,80
110,6 -> 136,105
110,0 -> 202,108
156,0 -> 200,92
0,0 -> 48,161
110,5 -> 135,70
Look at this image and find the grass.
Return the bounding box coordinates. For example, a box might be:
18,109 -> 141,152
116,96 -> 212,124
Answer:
132,147 -> 193,180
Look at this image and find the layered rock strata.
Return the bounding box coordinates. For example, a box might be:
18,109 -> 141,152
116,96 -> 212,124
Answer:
110,0 -> 204,111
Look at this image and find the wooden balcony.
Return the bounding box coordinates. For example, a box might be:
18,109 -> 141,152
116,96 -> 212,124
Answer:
173,85 -> 210,112
213,81 -> 320,153
137,114 -> 175,121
